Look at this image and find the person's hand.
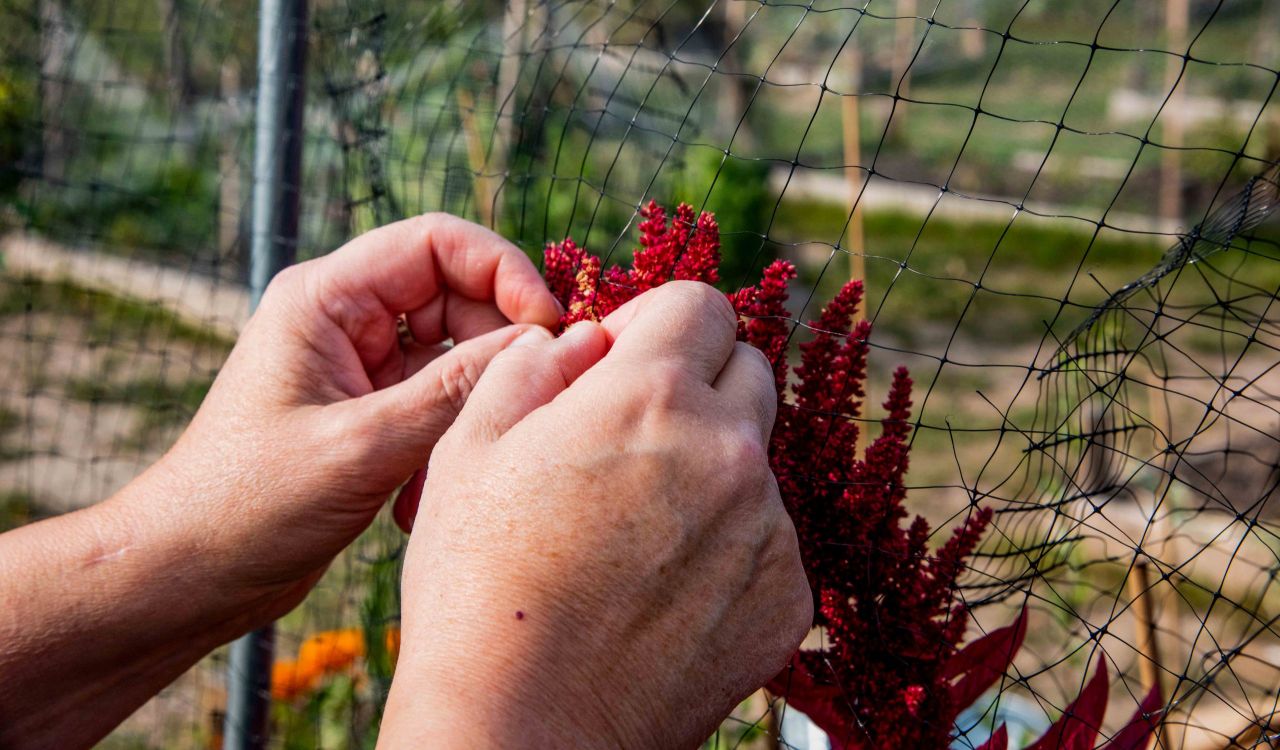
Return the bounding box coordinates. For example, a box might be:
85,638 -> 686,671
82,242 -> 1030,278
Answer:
0,214 -> 563,749
123,213 -> 561,627
380,281 -> 813,748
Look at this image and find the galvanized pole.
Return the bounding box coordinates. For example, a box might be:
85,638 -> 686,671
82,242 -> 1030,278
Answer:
224,0 -> 307,747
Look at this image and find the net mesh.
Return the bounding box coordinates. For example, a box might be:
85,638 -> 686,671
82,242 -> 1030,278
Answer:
2,0 -> 1279,747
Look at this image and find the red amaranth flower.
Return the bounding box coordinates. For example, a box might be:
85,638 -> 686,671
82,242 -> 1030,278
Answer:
540,202 -> 1158,750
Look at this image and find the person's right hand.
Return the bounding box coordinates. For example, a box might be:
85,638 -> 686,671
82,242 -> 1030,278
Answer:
379,281 -> 813,748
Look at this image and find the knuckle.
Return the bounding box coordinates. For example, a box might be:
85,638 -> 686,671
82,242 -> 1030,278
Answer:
643,361 -> 695,408
409,211 -> 454,233
487,345 -> 539,381
739,342 -> 774,383
398,212 -> 454,251
709,430 -> 771,499
434,352 -> 487,416
721,426 -> 770,476
261,262 -> 308,302
658,280 -> 736,332
736,344 -> 778,405
410,211 -> 489,248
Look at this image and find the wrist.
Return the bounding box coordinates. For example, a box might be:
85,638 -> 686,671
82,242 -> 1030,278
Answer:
381,649 -> 597,748
380,612 -> 647,748
96,457 -> 292,641
0,478 -> 261,747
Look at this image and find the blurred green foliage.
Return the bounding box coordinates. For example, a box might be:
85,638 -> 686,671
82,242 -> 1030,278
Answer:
0,275 -> 234,350
680,149 -> 775,290
64,374 -> 214,447
0,490 -> 35,531
20,160 -> 219,256
0,70 -> 36,200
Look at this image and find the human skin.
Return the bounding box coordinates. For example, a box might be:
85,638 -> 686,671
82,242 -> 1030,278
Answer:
0,216 -> 811,749
379,282 -> 813,748
0,214 -> 561,748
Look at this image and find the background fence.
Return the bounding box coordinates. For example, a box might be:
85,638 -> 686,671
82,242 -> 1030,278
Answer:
2,0 -> 1279,748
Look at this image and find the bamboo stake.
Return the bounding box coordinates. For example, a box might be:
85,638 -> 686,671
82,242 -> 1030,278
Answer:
1158,0 -> 1188,225
218,60 -> 243,265
841,52 -> 866,322
720,0 -> 750,146
762,689 -> 782,750
888,0 -> 916,135
1127,560 -> 1173,750
1136,348 -> 1172,747
842,50 -> 867,459
494,0 -> 528,196
1141,325 -> 1182,750
457,88 -> 496,229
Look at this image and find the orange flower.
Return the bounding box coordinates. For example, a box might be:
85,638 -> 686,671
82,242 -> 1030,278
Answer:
271,628 -> 367,702
271,660 -> 321,701
269,627 -> 405,702
384,627 -> 401,663
296,628 -> 364,675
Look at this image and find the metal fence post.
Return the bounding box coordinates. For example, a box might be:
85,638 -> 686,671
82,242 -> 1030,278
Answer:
224,0 -> 308,747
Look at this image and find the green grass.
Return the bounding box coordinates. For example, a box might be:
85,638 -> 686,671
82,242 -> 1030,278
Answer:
96,733 -> 161,750
64,375 -> 214,446
768,201 -> 1280,346
0,406 -> 18,436
0,275 -> 234,352
0,490 -> 35,530
0,406 -> 30,462
772,202 -> 1159,272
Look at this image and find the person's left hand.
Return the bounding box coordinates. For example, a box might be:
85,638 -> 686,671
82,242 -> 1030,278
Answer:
124,213 -> 560,627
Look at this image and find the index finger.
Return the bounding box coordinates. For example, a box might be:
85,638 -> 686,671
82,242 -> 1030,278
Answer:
597,281 -> 738,384
317,213 -> 561,328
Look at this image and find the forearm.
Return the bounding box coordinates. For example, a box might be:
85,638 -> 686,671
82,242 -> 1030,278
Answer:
0,460 -> 275,749
377,547 -> 651,750
379,643 -> 613,749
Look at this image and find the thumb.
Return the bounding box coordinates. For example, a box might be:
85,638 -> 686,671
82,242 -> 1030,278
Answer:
450,320 -> 610,447
394,321 -> 608,532
332,324 -> 545,484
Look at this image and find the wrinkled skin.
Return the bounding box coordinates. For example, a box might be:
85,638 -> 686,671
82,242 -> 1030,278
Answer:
0,215 -> 811,750
382,282 -> 813,748
0,214 -> 560,748
155,213 -> 565,618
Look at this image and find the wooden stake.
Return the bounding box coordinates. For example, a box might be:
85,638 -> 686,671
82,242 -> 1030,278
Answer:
841,52 -> 866,322
494,0 -> 529,195
841,49 -> 868,459
762,689 -> 782,750
1127,560 -> 1173,750
1159,0 -> 1188,225
889,0 -> 917,135
218,61 -> 243,265
456,88 -> 496,229
719,0 -> 751,146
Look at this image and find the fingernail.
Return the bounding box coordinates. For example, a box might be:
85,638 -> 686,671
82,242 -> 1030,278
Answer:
511,326 -> 553,347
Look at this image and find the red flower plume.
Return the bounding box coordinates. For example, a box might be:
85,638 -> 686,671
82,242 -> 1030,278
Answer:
541,202 -> 1157,750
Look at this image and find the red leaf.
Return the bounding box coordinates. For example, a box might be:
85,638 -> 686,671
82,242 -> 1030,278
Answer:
976,724 -> 1009,750
766,658 -> 858,750
946,607 -> 1029,716
1101,683 -> 1163,750
1025,655 -> 1110,750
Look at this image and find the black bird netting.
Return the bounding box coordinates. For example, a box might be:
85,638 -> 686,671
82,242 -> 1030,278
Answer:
2,0 -> 1279,748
